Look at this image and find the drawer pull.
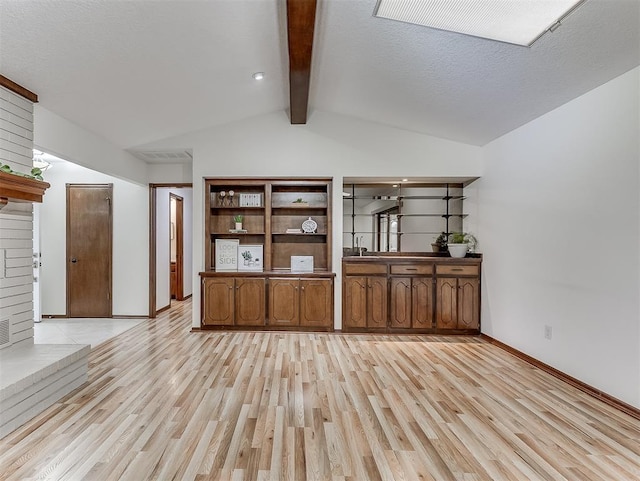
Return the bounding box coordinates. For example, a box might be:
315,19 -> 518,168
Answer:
451,268 -> 464,271
405,268 -> 418,271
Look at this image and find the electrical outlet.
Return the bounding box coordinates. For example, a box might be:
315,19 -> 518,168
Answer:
544,325 -> 552,340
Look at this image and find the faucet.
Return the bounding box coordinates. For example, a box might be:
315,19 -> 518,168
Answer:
359,236 -> 364,256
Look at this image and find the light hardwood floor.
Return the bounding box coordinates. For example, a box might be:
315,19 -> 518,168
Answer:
1,299 -> 639,480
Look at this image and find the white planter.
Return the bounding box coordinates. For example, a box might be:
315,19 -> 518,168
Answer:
235,222 -> 243,230
448,243 -> 468,258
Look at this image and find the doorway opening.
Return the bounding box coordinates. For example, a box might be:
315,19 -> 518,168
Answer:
149,184 -> 193,317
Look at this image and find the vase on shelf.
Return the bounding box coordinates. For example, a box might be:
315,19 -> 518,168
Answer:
235,222 -> 243,230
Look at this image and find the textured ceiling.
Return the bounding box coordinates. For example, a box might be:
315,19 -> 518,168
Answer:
0,0 -> 638,150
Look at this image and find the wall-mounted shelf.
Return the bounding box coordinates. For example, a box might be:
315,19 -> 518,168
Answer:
0,171 -> 51,209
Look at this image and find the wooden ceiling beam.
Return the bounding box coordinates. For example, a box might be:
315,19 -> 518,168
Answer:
286,0 -> 317,124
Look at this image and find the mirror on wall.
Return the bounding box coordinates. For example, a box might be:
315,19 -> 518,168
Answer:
343,181 -> 469,254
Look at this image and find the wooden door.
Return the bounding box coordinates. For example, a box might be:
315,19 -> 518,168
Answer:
299,278 -> 332,328
412,277 -> 433,329
171,193 -> 184,301
269,278 -> 299,326
236,278 -> 265,326
389,277 -> 411,328
436,278 -> 458,329
66,184 -> 112,317
457,278 -> 480,330
367,276 -> 387,329
202,278 -> 234,325
343,277 -> 366,329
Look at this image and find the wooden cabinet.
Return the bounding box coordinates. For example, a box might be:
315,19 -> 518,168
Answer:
269,278 -> 299,326
343,275 -> 388,330
269,278 -> 333,328
389,277 -> 433,329
299,278 -> 333,328
202,278 -> 235,326
202,277 -> 265,327
235,278 -> 266,326
201,178 -> 334,332
343,257 -> 480,333
436,276 -> 479,330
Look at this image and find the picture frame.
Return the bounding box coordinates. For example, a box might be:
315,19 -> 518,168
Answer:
215,239 -> 239,271
238,244 -> 263,272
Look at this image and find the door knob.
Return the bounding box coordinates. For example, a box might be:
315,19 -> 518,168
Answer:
71,258 -> 77,263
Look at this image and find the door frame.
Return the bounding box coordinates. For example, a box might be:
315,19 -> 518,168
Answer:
66,183 -> 113,317
149,183 -> 192,318
170,193 -> 184,301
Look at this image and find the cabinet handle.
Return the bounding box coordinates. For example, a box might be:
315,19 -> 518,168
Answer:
301,286 -> 305,291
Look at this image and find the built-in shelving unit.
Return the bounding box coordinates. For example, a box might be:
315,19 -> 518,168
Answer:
201,178 -> 334,331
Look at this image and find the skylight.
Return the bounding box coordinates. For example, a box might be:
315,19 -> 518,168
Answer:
374,0 -> 586,47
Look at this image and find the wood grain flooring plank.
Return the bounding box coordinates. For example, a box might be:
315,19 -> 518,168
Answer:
1,299 -> 639,481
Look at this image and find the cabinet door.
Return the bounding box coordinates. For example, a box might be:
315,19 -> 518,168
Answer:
367,277 -> 388,329
436,278 -> 458,329
269,278 -> 299,326
390,277 -> 411,328
343,277 -> 367,328
300,278 -> 333,328
457,278 -> 479,330
202,278 -> 235,326
412,277 -> 433,329
235,278 -> 266,326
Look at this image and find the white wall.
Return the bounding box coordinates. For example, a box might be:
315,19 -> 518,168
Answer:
0,86 -> 35,347
40,160 -> 149,316
147,163 -> 192,184
135,109 -> 483,329
155,187 -> 193,310
474,67 -> 640,408
34,106 -> 148,185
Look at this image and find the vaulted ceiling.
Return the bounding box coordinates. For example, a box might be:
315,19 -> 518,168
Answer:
0,0 -> 638,150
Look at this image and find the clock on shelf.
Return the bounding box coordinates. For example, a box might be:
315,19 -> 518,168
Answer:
301,217 -> 318,233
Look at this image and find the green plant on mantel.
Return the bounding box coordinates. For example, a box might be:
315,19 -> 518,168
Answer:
0,162 -> 45,181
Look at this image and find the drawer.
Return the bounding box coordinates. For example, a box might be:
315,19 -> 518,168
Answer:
390,264 -> 433,275
344,263 -> 387,275
436,265 -> 479,276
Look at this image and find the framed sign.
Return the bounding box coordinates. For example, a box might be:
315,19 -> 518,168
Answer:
215,239 -> 239,271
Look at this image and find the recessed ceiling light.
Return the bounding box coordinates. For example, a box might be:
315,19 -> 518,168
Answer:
402,178 -> 408,182
342,192 -> 351,197
252,72 -> 264,80
392,184 -> 398,188
374,0 -> 586,47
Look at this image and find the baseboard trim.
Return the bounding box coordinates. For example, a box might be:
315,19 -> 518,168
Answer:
480,334 -> 640,421
42,314 -> 68,319
156,304 -> 171,315
112,315 -> 148,319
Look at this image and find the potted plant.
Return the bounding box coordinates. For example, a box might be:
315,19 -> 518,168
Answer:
447,232 -> 468,258
233,215 -> 243,230
431,232 -> 448,253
